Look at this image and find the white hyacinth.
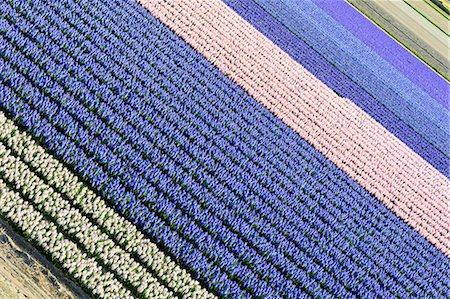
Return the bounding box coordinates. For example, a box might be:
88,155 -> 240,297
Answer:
0,111 -> 215,299
0,181 -> 131,298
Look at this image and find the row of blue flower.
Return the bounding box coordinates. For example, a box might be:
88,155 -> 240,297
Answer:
251,0 -> 450,146
223,0 -> 450,177
1,0 -> 449,298
309,0 -> 449,108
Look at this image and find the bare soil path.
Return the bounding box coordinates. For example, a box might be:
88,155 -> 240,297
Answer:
347,0 -> 450,80
0,219 -> 89,299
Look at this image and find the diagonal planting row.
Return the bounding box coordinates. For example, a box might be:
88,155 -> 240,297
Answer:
4,0 -> 446,292
1,0 -> 449,298
1,0 -> 448,298
0,111 -> 214,299
0,10 -> 444,299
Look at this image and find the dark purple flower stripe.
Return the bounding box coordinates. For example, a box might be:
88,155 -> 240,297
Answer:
1,0 -> 449,298
311,0 -> 449,109
312,0 -> 450,109
223,0 -> 450,164
249,0 -> 450,141
222,0 -> 449,178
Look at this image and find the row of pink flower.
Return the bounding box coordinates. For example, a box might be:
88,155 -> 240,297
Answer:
141,0 -> 450,255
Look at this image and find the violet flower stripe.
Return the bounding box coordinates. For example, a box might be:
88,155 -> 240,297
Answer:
222,0 -> 449,178
138,0 -> 450,256
250,0 -> 450,154
311,0 -> 449,109
279,0 -> 450,126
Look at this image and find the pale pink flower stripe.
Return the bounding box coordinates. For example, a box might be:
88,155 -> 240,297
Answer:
137,0 -> 450,255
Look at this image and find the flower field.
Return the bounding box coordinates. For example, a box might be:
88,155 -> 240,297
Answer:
0,0 -> 449,298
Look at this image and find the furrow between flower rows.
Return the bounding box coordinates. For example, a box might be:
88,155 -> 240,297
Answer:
0,143 -> 175,299
0,8 -> 440,298
0,179 -> 133,299
1,0 -> 449,297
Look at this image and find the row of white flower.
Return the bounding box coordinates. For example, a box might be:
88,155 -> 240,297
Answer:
0,179 -> 132,298
0,111 -> 214,299
0,143 -> 171,298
